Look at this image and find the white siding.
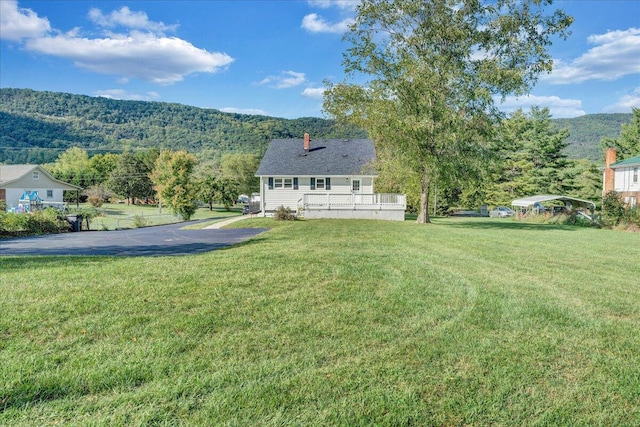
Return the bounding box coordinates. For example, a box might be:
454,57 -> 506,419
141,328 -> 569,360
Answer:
4,187 -> 65,211
614,166 -> 640,192
1,167 -> 76,211
260,176 -> 375,213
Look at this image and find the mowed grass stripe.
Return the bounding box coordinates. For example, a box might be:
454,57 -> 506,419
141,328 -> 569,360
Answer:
1,218 -> 638,426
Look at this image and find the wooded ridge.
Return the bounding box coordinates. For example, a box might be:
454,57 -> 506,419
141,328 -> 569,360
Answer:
0,88 -> 366,164
0,88 -> 631,164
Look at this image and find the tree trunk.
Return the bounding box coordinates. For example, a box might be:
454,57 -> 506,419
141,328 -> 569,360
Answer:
417,176 -> 431,224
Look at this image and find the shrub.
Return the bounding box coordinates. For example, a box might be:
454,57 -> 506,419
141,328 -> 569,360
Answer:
0,208 -> 68,236
0,212 -> 29,234
274,205 -> 296,221
624,206 -> 640,227
602,191 -> 625,226
26,208 -> 68,234
132,214 -> 148,228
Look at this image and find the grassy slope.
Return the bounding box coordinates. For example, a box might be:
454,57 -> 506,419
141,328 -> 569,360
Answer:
1,218 -> 639,426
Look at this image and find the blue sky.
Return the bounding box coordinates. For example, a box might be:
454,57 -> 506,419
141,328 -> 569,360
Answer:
1,0 -> 639,119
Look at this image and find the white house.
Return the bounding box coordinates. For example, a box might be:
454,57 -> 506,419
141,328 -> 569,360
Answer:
603,148 -> 640,207
0,164 -> 81,212
255,133 -> 406,221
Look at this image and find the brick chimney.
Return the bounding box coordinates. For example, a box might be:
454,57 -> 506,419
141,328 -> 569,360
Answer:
604,147 -> 617,194
304,133 -> 310,151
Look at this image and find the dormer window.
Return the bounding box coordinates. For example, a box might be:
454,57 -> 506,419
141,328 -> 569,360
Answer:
32,171 -> 39,180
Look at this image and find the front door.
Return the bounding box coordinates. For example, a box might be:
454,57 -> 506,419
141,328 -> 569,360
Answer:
351,179 -> 362,204
351,179 -> 361,193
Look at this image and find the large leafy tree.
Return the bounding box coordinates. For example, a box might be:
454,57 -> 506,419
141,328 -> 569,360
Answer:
151,150 -> 199,220
220,153 -> 260,197
88,152 -> 119,183
107,151 -> 155,204
45,147 -> 94,188
602,107 -> 640,160
196,162 -> 240,211
324,0 -> 572,223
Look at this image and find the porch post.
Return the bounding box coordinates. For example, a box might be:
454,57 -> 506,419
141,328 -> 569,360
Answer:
260,176 -> 265,217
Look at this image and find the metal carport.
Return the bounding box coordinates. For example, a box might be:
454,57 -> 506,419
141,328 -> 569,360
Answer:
511,195 -> 596,220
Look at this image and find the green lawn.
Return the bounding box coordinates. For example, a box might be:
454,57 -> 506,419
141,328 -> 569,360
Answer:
83,203 -> 241,230
1,218 -> 639,426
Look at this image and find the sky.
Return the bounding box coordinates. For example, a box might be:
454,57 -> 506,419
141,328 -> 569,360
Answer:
1,0 -> 639,119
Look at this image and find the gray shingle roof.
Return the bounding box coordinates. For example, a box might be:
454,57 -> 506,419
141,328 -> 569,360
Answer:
256,138 -> 376,176
0,165 -> 38,185
0,164 -> 82,189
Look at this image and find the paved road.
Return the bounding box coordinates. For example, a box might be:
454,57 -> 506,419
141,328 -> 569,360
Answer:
0,221 -> 268,257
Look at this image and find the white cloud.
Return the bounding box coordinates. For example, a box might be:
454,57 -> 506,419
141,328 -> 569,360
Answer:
88,6 -> 178,34
307,0 -> 357,10
24,30 -> 234,85
219,107 -> 269,116
94,89 -> 161,101
258,71 -> 306,89
3,2 -> 233,84
302,13 -> 354,34
602,87 -> 640,113
499,95 -> 586,118
302,87 -> 325,99
545,28 -> 640,84
0,0 -> 50,41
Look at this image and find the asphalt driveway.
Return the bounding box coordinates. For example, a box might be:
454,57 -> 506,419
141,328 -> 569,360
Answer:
0,221 -> 268,257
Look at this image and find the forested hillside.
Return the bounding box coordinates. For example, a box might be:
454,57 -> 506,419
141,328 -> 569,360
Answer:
553,113 -> 632,162
0,88 -> 632,165
0,88 -> 366,164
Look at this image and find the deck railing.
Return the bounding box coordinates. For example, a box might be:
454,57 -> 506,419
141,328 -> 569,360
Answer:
302,193 -> 406,210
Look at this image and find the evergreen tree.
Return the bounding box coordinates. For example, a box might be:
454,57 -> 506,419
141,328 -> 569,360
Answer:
486,108 -> 571,206
602,107 -> 640,160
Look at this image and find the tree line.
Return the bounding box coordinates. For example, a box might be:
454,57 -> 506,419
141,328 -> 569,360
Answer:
372,107 -> 634,215
44,147 -> 259,220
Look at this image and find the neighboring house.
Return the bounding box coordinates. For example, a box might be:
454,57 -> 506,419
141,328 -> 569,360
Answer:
603,148 -> 640,207
255,133 -> 406,221
0,164 -> 81,212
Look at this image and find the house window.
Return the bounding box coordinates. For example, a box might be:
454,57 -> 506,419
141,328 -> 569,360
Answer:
47,190 -> 53,198
32,171 -> 39,180
270,177 -> 298,190
310,177 -> 331,190
633,167 -> 638,184
352,179 -> 361,193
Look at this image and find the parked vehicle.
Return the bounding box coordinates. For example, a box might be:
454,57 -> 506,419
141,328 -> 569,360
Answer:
242,203 -> 260,215
489,206 -> 515,218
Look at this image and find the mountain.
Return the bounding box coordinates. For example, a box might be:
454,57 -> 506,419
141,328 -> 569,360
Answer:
0,88 -> 632,164
0,88 -> 366,164
552,113 -> 632,162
